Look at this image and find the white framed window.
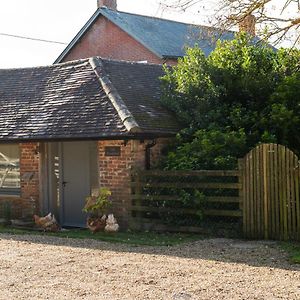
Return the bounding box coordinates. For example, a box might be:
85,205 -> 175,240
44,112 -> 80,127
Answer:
0,144 -> 20,195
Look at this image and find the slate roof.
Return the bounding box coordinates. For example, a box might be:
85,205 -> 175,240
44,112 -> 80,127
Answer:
0,57 -> 179,142
55,7 -> 236,63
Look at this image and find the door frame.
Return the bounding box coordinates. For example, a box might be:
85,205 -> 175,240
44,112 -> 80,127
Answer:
41,142 -> 60,219
44,141 -> 98,227
58,142 -> 64,225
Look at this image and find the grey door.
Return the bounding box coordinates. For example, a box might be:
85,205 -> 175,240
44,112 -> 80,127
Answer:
61,141 -> 91,227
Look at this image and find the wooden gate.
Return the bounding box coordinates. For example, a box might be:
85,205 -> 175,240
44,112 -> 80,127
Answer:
242,143 -> 300,240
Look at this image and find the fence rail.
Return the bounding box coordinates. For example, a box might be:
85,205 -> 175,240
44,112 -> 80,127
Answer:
130,144 -> 300,240
136,170 -> 240,177
130,169 -> 242,232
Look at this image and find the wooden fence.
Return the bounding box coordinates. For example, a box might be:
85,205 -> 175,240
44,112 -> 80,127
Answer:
130,143 -> 300,241
130,169 -> 242,232
242,143 -> 300,240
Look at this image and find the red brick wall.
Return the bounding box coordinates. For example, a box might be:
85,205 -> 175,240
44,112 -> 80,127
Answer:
98,140 -> 143,227
97,138 -> 170,228
164,59 -> 178,66
19,143 -> 40,217
1,139 -> 170,224
62,17 -> 177,65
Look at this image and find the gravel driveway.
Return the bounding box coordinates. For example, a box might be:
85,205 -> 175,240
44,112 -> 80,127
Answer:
0,233 -> 299,300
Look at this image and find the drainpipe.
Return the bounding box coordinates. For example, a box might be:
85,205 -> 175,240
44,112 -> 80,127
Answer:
145,140 -> 156,170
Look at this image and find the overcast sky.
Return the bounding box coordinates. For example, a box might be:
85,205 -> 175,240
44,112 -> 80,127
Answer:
0,0 -> 215,69
0,0 -> 294,69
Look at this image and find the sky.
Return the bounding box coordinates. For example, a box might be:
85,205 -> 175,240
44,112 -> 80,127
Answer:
0,0 -> 213,69
0,0 -> 295,69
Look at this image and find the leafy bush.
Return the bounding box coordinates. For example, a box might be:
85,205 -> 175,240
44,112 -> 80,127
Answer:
83,188 -> 112,217
166,128 -> 247,170
161,33 -> 300,170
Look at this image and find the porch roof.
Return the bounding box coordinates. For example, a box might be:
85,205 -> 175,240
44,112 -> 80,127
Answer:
0,57 -> 179,142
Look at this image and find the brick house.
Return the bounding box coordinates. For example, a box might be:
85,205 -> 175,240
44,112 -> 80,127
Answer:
0,1 -> 257,228
0,57 -> 178,227
55,0 -> 236,65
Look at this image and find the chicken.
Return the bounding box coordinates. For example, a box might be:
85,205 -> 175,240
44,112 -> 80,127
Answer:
33,213 -> 60,232
104,214 -> 119,233
33,213 -> 52,227
87,215 -> 107,233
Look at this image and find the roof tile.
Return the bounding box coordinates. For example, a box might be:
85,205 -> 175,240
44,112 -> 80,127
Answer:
0,58 -> 179,142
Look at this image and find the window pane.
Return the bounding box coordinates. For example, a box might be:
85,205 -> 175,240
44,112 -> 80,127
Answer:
0,144 -> 20,194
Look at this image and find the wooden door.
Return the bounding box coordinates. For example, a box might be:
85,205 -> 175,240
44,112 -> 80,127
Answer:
61,141 -> 91,227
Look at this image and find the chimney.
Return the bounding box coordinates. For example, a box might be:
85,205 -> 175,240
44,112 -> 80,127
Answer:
238,14 -> 256,35
97,0 -> 117,10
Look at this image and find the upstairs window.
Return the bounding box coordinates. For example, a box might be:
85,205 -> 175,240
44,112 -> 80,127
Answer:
0,144 -> 20,195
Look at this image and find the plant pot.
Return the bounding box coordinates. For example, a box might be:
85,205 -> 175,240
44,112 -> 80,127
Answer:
86,216 -> 106,233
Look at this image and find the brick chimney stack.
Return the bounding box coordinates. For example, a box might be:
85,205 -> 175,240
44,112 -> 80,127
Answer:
97,0 -> 117,10
239,14 -> 256,35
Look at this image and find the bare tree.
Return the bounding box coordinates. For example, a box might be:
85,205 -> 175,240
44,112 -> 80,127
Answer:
160,0 -> 300,46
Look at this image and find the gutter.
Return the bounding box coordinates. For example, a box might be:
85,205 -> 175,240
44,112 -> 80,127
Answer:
0,132 -> 176,144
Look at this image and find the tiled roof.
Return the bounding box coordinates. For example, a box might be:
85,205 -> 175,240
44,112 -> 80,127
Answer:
55,7 -> 236,63
0,58 -> 179,142
101,59 -> 178,134
100,8 -> 236,58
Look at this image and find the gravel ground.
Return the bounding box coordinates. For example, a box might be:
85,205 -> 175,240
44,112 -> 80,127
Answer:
0,234 -> 299,300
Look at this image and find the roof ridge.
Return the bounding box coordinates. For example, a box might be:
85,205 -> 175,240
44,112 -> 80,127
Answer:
0,58 -> 90,72
89,57 -> 141,133
101,7 -> 213,29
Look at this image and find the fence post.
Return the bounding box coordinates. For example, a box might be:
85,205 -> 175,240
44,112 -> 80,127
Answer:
238,159 -> 244,211
262,144 -> 269,240
238,158 -> 246,237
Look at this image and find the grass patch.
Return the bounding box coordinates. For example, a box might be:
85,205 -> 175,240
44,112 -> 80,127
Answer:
280,242 -> 300,264
0,226 -> 201,246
